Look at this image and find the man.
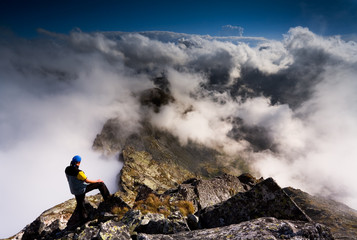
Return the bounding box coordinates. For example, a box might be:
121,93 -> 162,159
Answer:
65,155 -> 111,221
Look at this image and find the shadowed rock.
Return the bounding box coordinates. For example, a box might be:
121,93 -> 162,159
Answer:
199,178 -> 311,229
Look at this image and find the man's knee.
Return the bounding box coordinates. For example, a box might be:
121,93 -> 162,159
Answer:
99,182 -> 108,190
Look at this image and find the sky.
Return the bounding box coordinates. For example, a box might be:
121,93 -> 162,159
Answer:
1,0 -> 357,39
1,0 -> 357,238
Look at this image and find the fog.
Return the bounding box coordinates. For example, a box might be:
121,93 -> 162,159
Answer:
1,27 -> 357,237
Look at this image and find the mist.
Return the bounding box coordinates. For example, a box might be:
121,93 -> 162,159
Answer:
1,27 -> 357,237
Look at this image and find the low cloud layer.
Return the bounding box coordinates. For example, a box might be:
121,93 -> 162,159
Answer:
1,27 -> 357,237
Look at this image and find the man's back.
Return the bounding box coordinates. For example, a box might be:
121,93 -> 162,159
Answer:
65,165 -> 87,195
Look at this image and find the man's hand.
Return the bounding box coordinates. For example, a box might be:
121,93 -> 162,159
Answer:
85,178 -> 104,184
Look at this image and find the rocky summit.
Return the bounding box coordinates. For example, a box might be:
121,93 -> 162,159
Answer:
7,90 -> 357,239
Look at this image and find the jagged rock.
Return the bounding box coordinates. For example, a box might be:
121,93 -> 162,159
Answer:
137,217 -> 333,240
199,178 -> 311,229
11,173 -> 340,240
116,174 -> 262,235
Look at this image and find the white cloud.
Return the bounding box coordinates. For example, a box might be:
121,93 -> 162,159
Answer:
250,29 -> 357,208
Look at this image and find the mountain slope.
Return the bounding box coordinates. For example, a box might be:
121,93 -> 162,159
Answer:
284,187 -> 357,239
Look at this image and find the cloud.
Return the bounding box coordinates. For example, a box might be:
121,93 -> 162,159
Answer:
1,27 -> 357,237
0,33 -> 148,237
248,27 -> 357,206
150,68 -> 249,154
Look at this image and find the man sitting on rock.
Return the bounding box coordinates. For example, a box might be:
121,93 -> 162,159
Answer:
65,155 -> 111,221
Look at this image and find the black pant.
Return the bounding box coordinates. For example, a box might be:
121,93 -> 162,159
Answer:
75,182 -> 110,220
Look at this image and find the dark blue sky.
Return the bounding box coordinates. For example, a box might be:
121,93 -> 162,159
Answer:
1,0 -> 357,39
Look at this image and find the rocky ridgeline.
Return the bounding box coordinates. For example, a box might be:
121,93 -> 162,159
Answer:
10,173 -> 333,240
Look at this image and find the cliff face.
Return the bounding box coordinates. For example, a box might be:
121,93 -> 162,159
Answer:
8,88 -> 357,239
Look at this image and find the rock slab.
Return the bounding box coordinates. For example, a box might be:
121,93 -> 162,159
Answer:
137,217 -> 333,240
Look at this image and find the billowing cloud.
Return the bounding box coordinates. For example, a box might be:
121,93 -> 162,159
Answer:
1,27 -> 357,237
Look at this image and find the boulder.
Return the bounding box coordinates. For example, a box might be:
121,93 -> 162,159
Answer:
194,174 -> 246,209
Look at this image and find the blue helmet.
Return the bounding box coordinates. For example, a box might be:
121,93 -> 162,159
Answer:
71,155 -> 81,165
